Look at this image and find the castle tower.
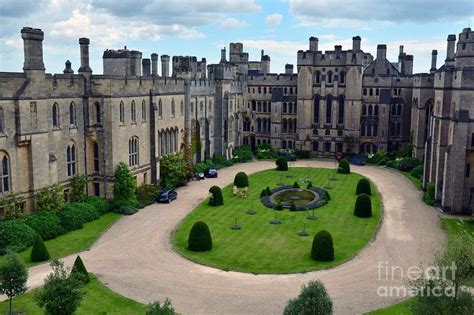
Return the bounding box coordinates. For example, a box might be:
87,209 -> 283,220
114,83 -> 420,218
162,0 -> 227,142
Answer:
455,28 -> 474,67
285,64 -> 293,74
309,37 -> 318,51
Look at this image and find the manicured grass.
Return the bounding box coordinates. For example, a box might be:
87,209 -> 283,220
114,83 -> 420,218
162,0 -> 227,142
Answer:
366,297 -> 415,314
0,274 -> 147,314
0,212 -> 121,268
400,171 -> 422,190
173,167 -> 381,274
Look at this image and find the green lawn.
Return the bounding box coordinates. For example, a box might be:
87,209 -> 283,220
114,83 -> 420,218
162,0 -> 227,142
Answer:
0,274 -> 147,314
399,171 -> 422,190
365,297 -> 415,314
173,167 -> 381,274
0,212 -> 121,268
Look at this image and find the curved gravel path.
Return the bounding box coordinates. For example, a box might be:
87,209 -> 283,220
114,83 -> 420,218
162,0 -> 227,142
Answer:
23,160 -> 445,314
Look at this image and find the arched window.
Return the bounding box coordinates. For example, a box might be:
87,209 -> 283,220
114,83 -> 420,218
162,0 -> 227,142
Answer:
363,88 -> 367,96
67,143 -> 77,177
314,96 -> 320,123
257,118 -> 262,132
171,99 -> 176,116
367,123 -> 372,136
158,99 -> 163,117
131,101 -> 136,122
373,122 -> 378,137
284,87 -> 288,94
327,71 -> 333,83
391,104 -> 397,116
397,104 -> 402,116
95,102 -> 101,124
326,95 -> 332,124
369,88 -> 373,96
268,102 -> 272,112
257,102 -> 262,112
374,105 -> 379,116
375,88 -> 379,96
263,87 -> 267,94
263,102 -> 267,113
52,103 -> 59,128
362,104 -> 367,116
368,105 -> 373,116
293,119 -> 297,133
289,87 -> 293,94
294,103 -> 297,113
288,119 -> 293,133
283,119 -> 287,133
252,100 -> 256,111
316,71 -> 321,84
129,137 -> 139,167
93,142 -> 99,172
119,101 -> 125,123
288,102 -> 293,114
142,100 -> 146,121
340,72 -> 345,84
338,95 -> 344,124
394,89 -> 398,95
69,103 -> 76,126
324,142 -> 331,152
283,102 -> 287,113
258,87 -> 261,94
312,141 -> 319,151
0,153 -> 10,194
325,129 -> 330,135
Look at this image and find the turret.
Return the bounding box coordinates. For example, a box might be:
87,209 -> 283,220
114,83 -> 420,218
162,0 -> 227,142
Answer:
130,50 -> 142,76
142,58 -> 151,76
21,27 -> 45,73
335,45 -> 342,59
352,36 -> 361,51
309,37 -> 318,52
63,60 -> 74,74
261,50 -> 270,74
285,64 -> 293,74
220,47 -> 227,63
430,50 -> 438,73
161,55 -> 170,77
376,44 -> 387,61
455,28 -> 474,67
404,55 -> 413,75
78,37 -> 92,73
151,53 -> 158,76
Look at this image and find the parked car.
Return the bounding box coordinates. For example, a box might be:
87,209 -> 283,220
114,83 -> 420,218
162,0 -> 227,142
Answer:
204,168 -> 218,178
157,189 -> 177,203
195,172 -> 205,180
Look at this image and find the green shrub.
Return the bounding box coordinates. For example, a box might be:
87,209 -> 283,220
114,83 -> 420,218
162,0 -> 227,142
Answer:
193,162 -> 209,173
293,181 -> 300,188
260,189 -> 267,198
386,159 -> 400,169
136,184 -> 159,208
265,186 -> 272,196
116,205 -> 138,215
71,255 -> 89,284
398,157 -> 421,172
212,154 -> 226,165
276,157 -> 288,171
283,280 -> 333,315
112,163 -> 138,210
274,203 -> 283,211
208,186 -> 224,206
423,181 -> 435,206
23,212 -> 64,241
295,150 -> 310,159
35,183 -> 64,212
232,145 -> 252,163
233,172 -> 249,188
188,221 -> 212,252
160,153 -> 192,188
290,202 -> 297,212
307,182 -> 313,189
356,178 -> 371,196
410,164 -> 424,179
59,203 -> 99,231
324,190 -> 331,201
222,159 -> 234,167
147,298 -> 176,315
0,192 -> 25,220
256,144 -> 278,159
70,175 -> 87,202
83,196 -> 108,215
0,220 -> 36,254
30,234 -> 50,262
354,193 -> 372,218
337,159 -> 350,174
311,230 -> 334,262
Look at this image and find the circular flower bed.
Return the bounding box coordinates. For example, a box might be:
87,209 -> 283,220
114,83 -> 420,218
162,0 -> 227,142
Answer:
261,185 -> 328,210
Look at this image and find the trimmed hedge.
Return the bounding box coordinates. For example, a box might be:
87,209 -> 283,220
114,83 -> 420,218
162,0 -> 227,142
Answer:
410,164 -> 424,180
276,157 -> 288,171
0,220 -> 36,254
355,178 -> 371,196
311,230 -> 334,262
71,255 -> 89,283
337,159 -> 350,174
136,184 -> 159,208
208,186 -> 224,206
115,204 -> 138,215
83,196 -> 109,215
23,211 -> 64,241
398,157 -> 421,172
234,172 -> 249,188
354,193 -> 372,218
59,202 -> 100,231
30,233 -> 50,262
188,221 -> 212,252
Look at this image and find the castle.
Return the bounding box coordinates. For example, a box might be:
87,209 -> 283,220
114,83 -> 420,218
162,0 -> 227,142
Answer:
0,26 -> 472,215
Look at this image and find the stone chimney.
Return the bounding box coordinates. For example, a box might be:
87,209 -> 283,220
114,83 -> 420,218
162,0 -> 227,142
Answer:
376,44 -> 387,61
151,53 -> 158,76
161,55 -> 170,77
78,37 -> 92,73
21,27 -> 45,72
285,64 -> 293,74
309,37 -> 318,52
352,36 -> 361,51
142,58 -> 151,76
220,47 -> 227,63
430,50 -> 438,73
446,34 -> 456,63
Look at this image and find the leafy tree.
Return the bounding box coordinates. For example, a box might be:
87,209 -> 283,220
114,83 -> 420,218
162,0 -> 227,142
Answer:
232,145 -> 253,163
354,193 -> 372,218
188,221 -> 212,252
70,174 -> 87,202
71,255 -> 89,284
0,192 -> 25,220
136,184 -> 160,208
31,234 -> 50,262
35,260 -> 84,315
343,134 -> 355,154
311,230 -> 334,262
208,186 -> 224,206
234,172 -> 249,188
356,178 -> 371,195
35,183 -> 64,212
283,280 -> 333,315
410,228 -> 474,314
112,162 -> 138,210
147,298 -> 176,315
160,153 -> 191,188
0,253 -> 28,315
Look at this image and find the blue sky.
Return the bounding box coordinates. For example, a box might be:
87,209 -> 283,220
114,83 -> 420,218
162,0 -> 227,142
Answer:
1,0 -> 473,74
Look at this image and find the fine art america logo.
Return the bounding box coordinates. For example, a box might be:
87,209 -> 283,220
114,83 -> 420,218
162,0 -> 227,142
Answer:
376,261 -> 458,298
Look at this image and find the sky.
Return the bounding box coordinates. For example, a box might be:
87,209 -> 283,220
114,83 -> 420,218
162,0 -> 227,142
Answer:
1,0 -> 473,75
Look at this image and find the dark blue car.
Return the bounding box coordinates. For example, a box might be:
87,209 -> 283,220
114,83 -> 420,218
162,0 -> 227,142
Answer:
204,168 -> 218,178
157,189 -> 177,203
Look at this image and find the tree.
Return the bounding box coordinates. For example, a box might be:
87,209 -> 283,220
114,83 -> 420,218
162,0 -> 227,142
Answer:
35,183 -> 64,212
208,186 -> 224,206
311,230 -> 334,262
0,192 -> 25,220
0,253 -> 28,315
160,153 -> 191,188
356,178 -> 371,195
112,162 -> 138,210
343,134 -> 355,154
147,298 -> 176,315
71,255 -> 89,284
70,174 -> 87,202
354,193 -> 372,218
233,172 -> 249,188
409,228 -> 474,314
283,280 -> 333,315
31,234 -> 50,262
35,260 -> 84,314
188,221 -> 212,252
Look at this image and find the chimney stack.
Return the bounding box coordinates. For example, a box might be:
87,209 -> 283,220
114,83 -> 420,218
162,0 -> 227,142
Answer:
309,37 -> 318,52
21,27 -> 45,72
142,58 -> 151,76
430,50 -> 438,73
376,44 -> 387,61
352,36 -> 361,51
161,55 -> 170,77
220,47 -> 227,63
285,64 -> 293,74
78,37 -> 92,73
446,34 -> 456,63
151,53 -> 158,76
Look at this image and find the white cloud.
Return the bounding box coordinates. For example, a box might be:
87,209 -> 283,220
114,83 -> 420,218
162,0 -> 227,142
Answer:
265,14 -> 283,27
220,18 -> 248,30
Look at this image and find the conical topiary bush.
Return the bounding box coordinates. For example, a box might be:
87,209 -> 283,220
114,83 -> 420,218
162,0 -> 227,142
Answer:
311,230 -> 334,262
188,221 -> 212,252
356,178 -> 371,195
30,234 -> 50,262
354,193 -> 372,218
71,255 -> 89,283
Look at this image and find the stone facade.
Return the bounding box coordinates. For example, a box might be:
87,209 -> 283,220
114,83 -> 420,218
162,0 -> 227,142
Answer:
0,26 -> 471,215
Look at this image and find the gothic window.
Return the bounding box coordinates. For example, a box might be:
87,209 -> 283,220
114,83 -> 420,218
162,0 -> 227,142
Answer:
69,103 -> 76,126
326,95 -> 333,124
393,89 -> 398,95
258,87 -> 261,94
268,102 -> 272,112
284,87 -> 288,94
283,119 -> 287,133
368,105 -> 373,116
129,137 -> 139,167
293,119 -> 297,133
283,102 -> 287,114
397,104 -> 402,116
391,104 -> 397,116
314,96 -> 320,123
257,118 -> 262,132
263,87 -> 267,94
288,102 -> 293,114
131,101 -> 136,122
327,71 -> 333,83
312,141 -> 319,151
67,143 -> 77,177
376,88 -> 379,96
257,102 -> 262,112
324,142 -> 331,152
0,153 -> 9,194
158,99 -> 163,117
340,72 -> 345,84
289,87 -> 293,94
119,101 -> 125,123
294,103 -> 297,113
142,100 -> 146,121
363,88 -> 367,96
93,142 -> 99,173
171,99 -> 176,116
316,71 -> 321,84
398,88 -> 401,95
373,122 -> 378,137
362,104 -> 367,116
52,103 -> 60,128
374,105 -> 379,116
263,102 -> 267,113
325,129 -> 330,135
369,88 -> 373,96
95,102 -> 101,124
338,95 -> 344,124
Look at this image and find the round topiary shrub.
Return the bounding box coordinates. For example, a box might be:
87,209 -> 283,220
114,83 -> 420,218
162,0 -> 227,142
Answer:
311,230 -> 334,262
208,186 -> 223,206
337,159 -> 350,174
356,178 -> 371,196
31,234 -> 50,262
188,221 -> 212,252
354,193 -> 372,218
71,255 -> 89,283
276,157 -> 288,171
233,172 -> 249,188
